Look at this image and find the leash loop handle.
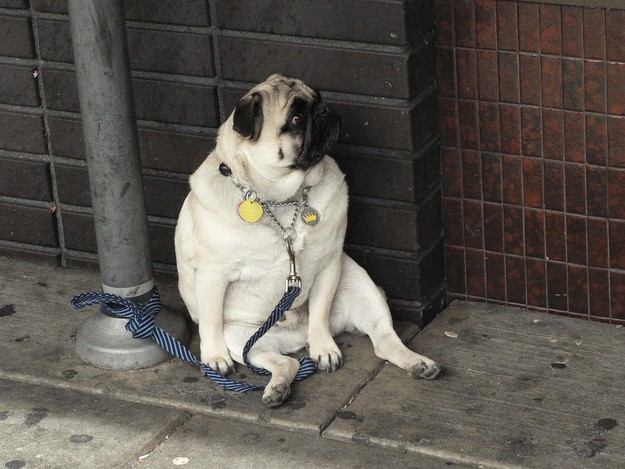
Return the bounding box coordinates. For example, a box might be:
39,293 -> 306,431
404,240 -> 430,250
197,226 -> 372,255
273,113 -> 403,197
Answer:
70,286 -> 316,393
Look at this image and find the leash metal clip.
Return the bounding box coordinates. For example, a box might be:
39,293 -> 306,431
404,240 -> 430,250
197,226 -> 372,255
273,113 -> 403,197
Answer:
285,237 -> 302,291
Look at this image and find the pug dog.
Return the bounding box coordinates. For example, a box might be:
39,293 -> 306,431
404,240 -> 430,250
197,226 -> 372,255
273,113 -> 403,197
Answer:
175,74 -> 441,407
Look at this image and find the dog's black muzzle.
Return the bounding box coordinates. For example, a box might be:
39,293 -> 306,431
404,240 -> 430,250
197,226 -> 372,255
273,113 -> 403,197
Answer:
292,103 -> 341,171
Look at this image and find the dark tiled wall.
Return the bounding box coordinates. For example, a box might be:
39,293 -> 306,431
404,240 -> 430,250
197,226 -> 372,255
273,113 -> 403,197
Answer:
436,0 -> 625,324
0,0 -> 444,324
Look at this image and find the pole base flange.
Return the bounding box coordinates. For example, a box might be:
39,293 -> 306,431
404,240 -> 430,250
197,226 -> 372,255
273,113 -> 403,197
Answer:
75,307 -> 190,370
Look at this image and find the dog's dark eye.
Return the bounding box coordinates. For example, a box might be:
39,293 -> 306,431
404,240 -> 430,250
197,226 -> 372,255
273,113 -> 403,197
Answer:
291,113 -> 304,126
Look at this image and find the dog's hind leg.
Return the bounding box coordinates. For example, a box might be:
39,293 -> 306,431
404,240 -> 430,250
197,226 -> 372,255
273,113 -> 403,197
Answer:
331,254 -> 441,380
251,351 -> 300,407
224,325 -> 303,407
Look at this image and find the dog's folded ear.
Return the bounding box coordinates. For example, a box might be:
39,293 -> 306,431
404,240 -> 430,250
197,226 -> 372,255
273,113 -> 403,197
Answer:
233,92 -> 264,141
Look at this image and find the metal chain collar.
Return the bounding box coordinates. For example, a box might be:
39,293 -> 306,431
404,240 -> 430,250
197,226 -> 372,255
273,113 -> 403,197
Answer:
228,172 -> 311,240
257,188 -> 310,240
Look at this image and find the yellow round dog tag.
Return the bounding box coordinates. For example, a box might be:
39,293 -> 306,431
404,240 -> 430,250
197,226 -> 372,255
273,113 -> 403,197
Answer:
238,199 -> 264,223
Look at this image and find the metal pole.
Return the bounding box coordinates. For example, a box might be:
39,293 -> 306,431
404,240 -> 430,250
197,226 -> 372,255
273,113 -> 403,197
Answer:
68,0 -> 188,369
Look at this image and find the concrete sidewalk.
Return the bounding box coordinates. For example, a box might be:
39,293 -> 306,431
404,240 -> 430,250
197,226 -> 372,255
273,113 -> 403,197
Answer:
1,256 -> 624,468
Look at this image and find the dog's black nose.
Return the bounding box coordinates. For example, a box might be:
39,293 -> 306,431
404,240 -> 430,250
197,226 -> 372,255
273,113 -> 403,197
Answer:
313,103 -> 330,117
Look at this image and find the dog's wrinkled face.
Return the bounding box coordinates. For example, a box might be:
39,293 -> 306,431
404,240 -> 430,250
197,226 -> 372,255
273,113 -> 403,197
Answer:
232,74 -> 341,173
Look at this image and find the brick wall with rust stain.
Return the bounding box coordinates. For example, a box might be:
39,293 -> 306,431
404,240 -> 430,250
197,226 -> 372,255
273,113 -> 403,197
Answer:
436,0 -> 625,324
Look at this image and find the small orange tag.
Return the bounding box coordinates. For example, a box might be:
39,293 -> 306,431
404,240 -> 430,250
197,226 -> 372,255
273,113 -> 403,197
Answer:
301,207 -> 320,226
238,199 -> 264,223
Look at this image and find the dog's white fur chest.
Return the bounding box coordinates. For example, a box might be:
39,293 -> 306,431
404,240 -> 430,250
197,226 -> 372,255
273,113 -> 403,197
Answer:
175,154 -> 347,326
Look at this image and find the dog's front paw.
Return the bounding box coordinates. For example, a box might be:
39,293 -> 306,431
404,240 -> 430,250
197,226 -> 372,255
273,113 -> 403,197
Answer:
407,358 -> 441,380
206,355 -> 235,376
309,340 -> 343,373
262,381 -> 291,408
201,345 -> 235,375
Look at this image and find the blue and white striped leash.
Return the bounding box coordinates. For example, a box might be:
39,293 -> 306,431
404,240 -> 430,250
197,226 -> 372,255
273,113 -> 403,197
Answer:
70,286 -> 317,393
